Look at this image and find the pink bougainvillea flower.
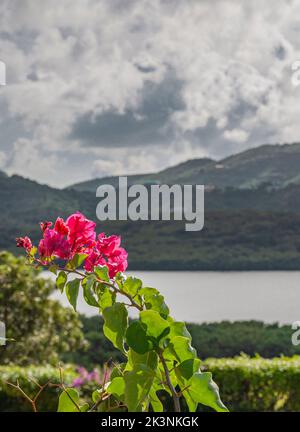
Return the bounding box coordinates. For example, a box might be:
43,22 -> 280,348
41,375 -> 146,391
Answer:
40,221 -> 52,232
96,233 -> 121,256
85,234 -> 128,277
16,236 -> 33,252
84,250 -> 106,273
54,217 -> 70,236
38,228 -> 71,260
17,212 -> 128,279
107,247 -> 128,277
66,212 -> 96,253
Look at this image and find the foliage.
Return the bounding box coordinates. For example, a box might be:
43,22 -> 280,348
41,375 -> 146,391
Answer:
64,318 -> 300,369
16,213 -> 228,412
62,315 -> 125,368
203,355 -> 300,412
188,320 -> 300,358
0,365 -> 76,412
3,356 -> 300,412
0,251 -> 85,365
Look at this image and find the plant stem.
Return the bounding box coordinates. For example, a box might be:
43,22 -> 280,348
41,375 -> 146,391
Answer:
158,351 -> 180,412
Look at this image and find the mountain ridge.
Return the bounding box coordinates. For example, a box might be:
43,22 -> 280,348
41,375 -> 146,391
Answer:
67,142 -> 300,192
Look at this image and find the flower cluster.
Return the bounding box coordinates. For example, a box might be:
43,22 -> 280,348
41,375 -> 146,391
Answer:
71,367 -> 103,388
16,212 -> 128,278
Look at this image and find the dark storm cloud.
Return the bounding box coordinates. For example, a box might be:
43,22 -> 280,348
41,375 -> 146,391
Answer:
70,72 -> 185,148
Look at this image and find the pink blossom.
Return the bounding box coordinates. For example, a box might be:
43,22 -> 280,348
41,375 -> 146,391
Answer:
66,212 -> 96,253
71,367 -> 102,388
17,212 -> 128,279
107,247 -> 128,277
38,228 -> 71,260
54,217 -> 70,236
40,221 -> 52,232
16,236 -> 32,252
84,250 -> 106,272
84,233 -> 128,277
97,233 -> 121,255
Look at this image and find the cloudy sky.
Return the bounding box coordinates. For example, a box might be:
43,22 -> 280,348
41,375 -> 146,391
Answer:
1,0 -> 300,188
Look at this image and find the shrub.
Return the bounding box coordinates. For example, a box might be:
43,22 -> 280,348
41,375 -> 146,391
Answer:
203,355 -> 300,412
0,365 -> 76,412
3,357 -> 300,412
0,251 -> 85,365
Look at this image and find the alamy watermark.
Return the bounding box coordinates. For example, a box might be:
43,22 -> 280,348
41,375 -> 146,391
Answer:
96,177 -> 204,231
0,321 -> 6,346
0,60 -> 6,86
291,321 -> 300,346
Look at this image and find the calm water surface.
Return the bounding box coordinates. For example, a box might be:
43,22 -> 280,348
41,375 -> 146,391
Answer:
43,271 -> 300,324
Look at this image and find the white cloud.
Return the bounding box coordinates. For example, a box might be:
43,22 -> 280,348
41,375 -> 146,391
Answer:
0,0 -> 300,186
224,129 -> 249,143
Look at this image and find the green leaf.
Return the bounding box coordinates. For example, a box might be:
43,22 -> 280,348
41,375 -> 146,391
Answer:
174,358 -> 201,412
66,253 -> 88,270
92,389 -> 102,403
188,372 -> 228,412
140,287 -> 169,318
167,336 -> 197,363
168,320 -> 192,340
49,264 -> 58,275
103,303 -> 128,353
123,277 -> 142,297
107,377 -> 125,401
140,310 -> 170,345
29,246 -> 37,257
82,275 -> 99,307
56,271 -> 67,293
80,403 -> 89,412
128,349 -> 158,370
115,271 -> 126,289
126,321 -> 153,354
98,286 -> 116,311
94,265 -> 109,282
124,365 -> 155,412
57,388 -> 81,412
176,358 -> 201,380
65,278 -> 80,311
110,363 -> 126,380
149,385 -> 163,412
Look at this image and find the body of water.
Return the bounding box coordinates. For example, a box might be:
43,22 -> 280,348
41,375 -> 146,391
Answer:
43,271 -> 300,324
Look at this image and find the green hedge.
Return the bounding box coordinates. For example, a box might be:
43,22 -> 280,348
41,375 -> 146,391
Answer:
2,357 -> 300,412
0,365 -> 76,412
203,356 -> 300,412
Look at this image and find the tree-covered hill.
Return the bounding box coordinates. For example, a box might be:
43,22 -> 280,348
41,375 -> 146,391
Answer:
2,173 -> 300,270
69,142 -> 300,192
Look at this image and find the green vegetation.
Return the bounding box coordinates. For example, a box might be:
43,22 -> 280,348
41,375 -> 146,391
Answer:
64,316 -> 298,369
0,252 -> 85,365
188,321 -> 299,358
2,357 -> 300,412
3,178 -> 300,271
204,356 -> 300,412
0,365 -> 76,412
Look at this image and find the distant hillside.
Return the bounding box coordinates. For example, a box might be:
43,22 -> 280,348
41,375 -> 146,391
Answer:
2,171 -> 300,270
68,143 -> 300,192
